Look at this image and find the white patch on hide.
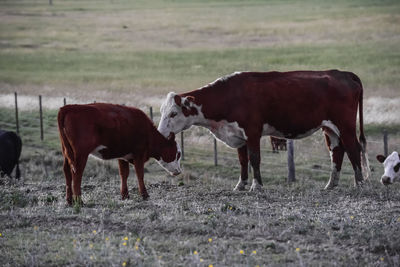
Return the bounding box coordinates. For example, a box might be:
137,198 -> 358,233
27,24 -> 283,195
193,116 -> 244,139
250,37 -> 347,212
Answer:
204,120 -> 247,148
249,179 -> 262,191
90,145 -> 107,160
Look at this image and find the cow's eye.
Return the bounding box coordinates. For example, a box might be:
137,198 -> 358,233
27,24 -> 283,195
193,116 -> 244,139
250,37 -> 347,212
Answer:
170,112 -> 177,118
394,163 -> 400,172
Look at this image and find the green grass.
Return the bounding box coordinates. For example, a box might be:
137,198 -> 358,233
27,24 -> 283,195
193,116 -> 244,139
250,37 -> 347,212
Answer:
1,0 -> 399,97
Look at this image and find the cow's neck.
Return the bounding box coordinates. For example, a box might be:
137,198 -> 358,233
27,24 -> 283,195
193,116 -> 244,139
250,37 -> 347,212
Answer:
182,84 -> 231,127
149,126 -> 167,160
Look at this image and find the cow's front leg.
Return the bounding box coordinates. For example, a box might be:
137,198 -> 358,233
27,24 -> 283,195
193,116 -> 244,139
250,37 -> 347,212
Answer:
247,137 -> 263,191
234,145 -> 249,191
118,159 -> 130,200
133,159 -> 149,200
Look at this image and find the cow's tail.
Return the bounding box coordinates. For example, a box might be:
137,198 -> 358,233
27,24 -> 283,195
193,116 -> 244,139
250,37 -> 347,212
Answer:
57,107 -> 76,173
352,73 -> 371,180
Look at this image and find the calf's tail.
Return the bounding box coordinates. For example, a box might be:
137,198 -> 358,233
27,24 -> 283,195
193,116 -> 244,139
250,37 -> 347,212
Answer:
57,107 -> 76,173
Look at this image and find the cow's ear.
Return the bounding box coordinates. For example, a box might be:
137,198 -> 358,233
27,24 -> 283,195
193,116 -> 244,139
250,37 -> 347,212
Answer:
167,132 -> 175,141
174,95 -> 182,107
183,96 -> 195,107
376,154 -> 386,163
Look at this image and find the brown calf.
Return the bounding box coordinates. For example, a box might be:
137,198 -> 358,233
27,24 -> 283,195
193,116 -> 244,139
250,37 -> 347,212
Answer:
58,103 -> 181,205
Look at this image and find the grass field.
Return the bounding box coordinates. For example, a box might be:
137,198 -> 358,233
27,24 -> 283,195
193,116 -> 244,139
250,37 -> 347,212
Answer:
1,0 -> 400,266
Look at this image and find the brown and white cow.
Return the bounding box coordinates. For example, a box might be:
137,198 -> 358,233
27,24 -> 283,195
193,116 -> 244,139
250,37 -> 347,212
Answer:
376,152 -> 400,185
158,70 -> 370,191
58,103 -> 181,205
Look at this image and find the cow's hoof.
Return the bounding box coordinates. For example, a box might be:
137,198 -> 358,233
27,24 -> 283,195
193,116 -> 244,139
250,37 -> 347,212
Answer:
249,180 -> 262,192
324,183 -> 338,190
121,193 -> 130,200
233,181 -> 247,191
141,193 -> 149,200
72,196 -> 83,206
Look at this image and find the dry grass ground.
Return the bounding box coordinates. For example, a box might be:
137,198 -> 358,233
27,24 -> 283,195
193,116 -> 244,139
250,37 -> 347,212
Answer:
1,0 -> 400,266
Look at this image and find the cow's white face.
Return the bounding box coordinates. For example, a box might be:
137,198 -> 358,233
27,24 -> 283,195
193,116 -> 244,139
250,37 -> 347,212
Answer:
158,92 -> 200,137
156,133 -> 182,176
376,151 -> 400,185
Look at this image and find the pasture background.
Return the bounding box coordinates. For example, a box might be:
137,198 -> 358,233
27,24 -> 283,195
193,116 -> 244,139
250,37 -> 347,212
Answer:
1,0 -> 400,266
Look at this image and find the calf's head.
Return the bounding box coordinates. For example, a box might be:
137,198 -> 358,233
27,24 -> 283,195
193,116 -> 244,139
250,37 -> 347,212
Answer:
157,132 -> 182,176
376,151 -> 400,185
158,92 -> 199,137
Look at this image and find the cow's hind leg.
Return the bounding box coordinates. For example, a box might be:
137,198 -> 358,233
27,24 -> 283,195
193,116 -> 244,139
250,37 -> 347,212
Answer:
71,154 -> 88,205
63,157 -> 73,205
233,145 -> 249,191
341,133 -> 364,186
323,129 -> 345,190
247,137 -> 263,191
133,159 -> 149,200
118,159 -> 130,200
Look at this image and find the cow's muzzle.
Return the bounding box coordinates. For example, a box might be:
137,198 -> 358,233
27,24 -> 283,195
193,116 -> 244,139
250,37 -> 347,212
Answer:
381,176 -> 392,185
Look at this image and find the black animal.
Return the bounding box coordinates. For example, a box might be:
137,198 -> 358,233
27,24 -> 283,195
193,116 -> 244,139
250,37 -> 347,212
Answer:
0,130 -> 22,179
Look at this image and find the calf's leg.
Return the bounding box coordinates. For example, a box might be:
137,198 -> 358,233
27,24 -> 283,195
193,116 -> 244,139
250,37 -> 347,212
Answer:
133,159 -> 149,200
71,154 -> 88,205
233,145 -> 249,191
118,159 -> 130,200
63,158 -> 73,205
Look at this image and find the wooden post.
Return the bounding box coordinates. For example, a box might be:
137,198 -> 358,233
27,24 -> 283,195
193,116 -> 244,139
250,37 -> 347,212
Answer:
180,131 -> 184,160
383,129 -> 388,157
149,106 -> 153,121
214,138 -> 218,166
14,92 -> 19,134
287,139 -> 295,182
39,95 -> 43,141
49,0 -> 53,5
63,97 -> 66,106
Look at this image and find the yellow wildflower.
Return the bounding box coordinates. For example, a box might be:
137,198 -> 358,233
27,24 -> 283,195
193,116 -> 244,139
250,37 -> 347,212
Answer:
380,257 -> 384,261
296,248 -> 300,252
0,233 -> 2,237
208,238 -> 212,243
200,259 -> 204,262
252,250 -> 257,255
105,237 -> 109,241
90,255 -> 94,260
194,251 -> 198,255
122,262 -> 127,266
89,244 -> 93,249
124,236 -> 128,241
136,237 -> 141,242
135,245 -> 139,250
209,265 -> 213,267
92,230 -> 97,234
123,242 -> 127,246
350,216 -> 354,220
240,250 -> 244,254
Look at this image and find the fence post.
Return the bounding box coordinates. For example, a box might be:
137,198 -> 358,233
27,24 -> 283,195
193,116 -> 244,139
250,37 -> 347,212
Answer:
149,106 -> 153,121
383,129 -> 388,157
180,131 -> 184,160
14,92 -> 19,134
63,97 -> 66,106
287,139 -> 295,183
49,0 -> 52,5
39,95 -> 43,141
214,138 -> 218,166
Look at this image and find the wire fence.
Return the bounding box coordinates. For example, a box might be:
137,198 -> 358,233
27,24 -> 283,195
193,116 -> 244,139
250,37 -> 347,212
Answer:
2,92 -> 399,182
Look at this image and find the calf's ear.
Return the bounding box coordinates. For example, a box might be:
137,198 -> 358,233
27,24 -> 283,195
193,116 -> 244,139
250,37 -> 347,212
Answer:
376,154 -> 386,163
167,132 -> 175,141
